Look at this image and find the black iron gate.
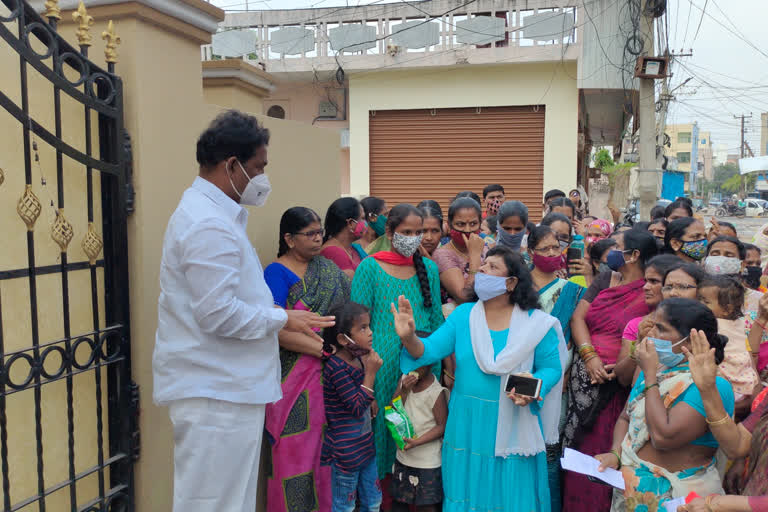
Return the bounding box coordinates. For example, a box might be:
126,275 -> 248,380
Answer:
0,0 -> 135,510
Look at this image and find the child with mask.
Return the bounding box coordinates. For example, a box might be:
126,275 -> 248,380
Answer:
697,275 -> 761,417
322,301 -> 384,512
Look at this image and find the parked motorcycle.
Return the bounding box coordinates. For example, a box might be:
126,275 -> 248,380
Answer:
715,203 -> 746,218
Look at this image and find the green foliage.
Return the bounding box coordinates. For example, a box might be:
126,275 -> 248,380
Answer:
593,148 -> 614,170
602,162 -> 634,187
721,174 -> 742,194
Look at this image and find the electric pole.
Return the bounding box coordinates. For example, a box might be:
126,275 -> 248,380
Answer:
735,113 -> 753,196
637,1 -> 657,221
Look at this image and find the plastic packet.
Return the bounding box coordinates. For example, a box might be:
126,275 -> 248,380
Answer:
384,395 -> 414,450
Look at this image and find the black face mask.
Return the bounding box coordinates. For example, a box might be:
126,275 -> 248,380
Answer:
655,238 -> 665,251
744,266 -> 762,290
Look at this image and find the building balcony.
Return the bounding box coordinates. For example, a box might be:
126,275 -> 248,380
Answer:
203,0 -> 582,75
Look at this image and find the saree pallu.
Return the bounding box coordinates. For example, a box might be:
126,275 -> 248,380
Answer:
539,279 -> 585,512
726,398 -> 768,503
612,366 -> 723,511
562,280 -> 649,512
266,256 -> 350,512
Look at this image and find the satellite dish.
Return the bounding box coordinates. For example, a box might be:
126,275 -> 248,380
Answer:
212,30 -> 258,58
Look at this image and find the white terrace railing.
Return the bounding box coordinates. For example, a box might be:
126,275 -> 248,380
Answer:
202,0 -> 584,73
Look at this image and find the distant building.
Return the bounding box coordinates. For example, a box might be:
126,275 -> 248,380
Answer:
204,0 -> 638,216
727,153 -> 741,166
713,143 -> 730,166
761,112 -> 767,156
663,123 -> 714,181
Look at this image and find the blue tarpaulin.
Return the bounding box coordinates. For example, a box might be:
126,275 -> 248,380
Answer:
662,171 -> 685,201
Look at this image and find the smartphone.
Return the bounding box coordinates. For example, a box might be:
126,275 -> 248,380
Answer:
505,374 -> 542,399
567,247 -> 582,264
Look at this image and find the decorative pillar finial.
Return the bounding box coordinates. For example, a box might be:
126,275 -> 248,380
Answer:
73,1 -> 94,47
102,20 -> 121,64
44,0 -> 61,21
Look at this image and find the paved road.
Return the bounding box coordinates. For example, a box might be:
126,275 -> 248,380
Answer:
699,211 -> 767,243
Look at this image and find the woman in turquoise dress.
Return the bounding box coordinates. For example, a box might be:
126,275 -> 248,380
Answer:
392,246 -> 566,512
351,203 -> 444,482
528,225 -> 586,512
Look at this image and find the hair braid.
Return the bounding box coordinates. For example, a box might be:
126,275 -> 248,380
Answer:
412,251 -> 433,309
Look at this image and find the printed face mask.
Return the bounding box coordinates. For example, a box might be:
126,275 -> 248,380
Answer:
703,255 -> 742,276
486,198 -> 503,216
392,232 -> 423,258
650,336 -> 687,368
352,219 -> 368,239
679,239 -> 708,261
474,272 -> 511,301
371,215 -> 387,237
230,161 -> 271,207
343,334 -> 371,358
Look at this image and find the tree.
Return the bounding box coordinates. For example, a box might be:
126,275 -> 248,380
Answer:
713,163 -> 739,185
593,148 -> 614,170
721,174 -> 741,194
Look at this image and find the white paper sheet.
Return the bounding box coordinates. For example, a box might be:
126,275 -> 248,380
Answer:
664,497 -> 685,512
560,447 -> 626,490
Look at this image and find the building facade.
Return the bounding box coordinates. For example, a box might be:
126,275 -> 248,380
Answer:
663,123 -> 714,182
203,0 -> 638,217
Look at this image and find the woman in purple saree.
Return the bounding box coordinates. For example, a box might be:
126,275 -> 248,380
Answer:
562,229 -> 658,512
264,207 -> 351,512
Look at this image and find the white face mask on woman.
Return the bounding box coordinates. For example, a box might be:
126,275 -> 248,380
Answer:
474,273 -> 511,301
229,160 -> 271,207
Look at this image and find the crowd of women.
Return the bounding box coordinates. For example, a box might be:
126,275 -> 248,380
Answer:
260,185 -> 768,512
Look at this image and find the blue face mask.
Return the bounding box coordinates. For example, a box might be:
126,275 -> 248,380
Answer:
606,250 -> 626,271
474,272 -> 511,301
649,336 -> 687,368
496,223 -> 525,251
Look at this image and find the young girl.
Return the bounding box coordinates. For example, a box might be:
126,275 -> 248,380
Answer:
322,302 -> 384,512
697,275 -> 760,416
390,365 -> 448,512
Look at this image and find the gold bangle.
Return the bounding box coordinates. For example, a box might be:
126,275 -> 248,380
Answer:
443,370 -> 455,381
361,384 -> 374,394
583,353 -> 599,364
705,494 -> 716,511
705,414 -> 731,427
578,344 -> 595,355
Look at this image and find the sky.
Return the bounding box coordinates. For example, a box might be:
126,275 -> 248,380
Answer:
211,0 -> 768,155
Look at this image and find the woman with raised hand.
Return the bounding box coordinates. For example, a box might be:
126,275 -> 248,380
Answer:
675,328 -> 768,512
393,246 -> 566,511
263,207 -> 352,512
351,203 -> 444,485
594,299 -> 733,511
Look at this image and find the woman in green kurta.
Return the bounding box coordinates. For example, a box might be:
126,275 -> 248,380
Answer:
351,203 -> 444,479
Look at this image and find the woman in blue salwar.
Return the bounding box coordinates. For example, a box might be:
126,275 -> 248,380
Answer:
391,246 -> 566,512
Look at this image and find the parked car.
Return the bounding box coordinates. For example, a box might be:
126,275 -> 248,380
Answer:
708,198 -> 723,208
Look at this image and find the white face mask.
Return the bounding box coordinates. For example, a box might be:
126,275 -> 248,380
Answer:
703,255 -> 742,276
474,272 -> 511,301
229,160 -> 271,207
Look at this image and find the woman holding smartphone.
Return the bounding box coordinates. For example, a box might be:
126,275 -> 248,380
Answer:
392,246 -> 566,511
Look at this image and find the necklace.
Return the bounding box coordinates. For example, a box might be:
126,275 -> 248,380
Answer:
331,237 -> 356,261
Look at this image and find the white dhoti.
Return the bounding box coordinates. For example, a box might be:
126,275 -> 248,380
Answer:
169,397 -> 265,512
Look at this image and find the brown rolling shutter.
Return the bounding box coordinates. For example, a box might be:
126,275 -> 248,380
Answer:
369,106 -> 546,221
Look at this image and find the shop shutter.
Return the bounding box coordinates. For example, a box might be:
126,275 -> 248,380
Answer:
369,106 -> 546,221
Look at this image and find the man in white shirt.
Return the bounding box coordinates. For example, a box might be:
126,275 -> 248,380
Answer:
153,110 -> 334,512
